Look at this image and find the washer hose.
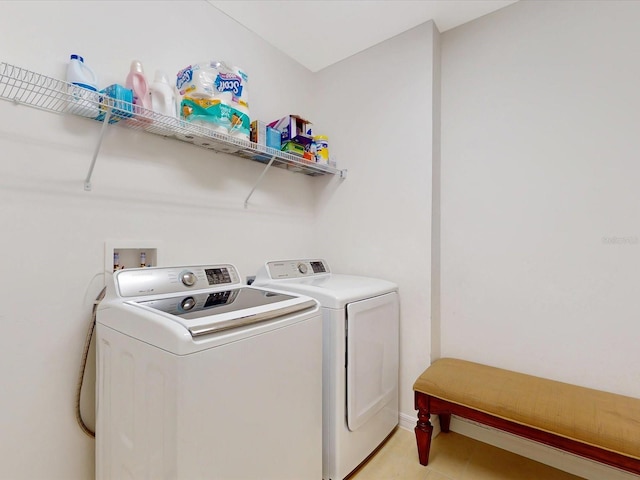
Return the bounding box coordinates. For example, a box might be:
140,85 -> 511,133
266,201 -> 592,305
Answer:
75,286 -> 106,438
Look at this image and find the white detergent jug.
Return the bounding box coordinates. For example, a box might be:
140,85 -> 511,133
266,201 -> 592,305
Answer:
66,54 -> 99,118
149,71 -> 177,118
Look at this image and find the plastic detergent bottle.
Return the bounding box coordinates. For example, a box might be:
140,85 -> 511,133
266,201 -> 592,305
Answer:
125,60 -> 151,112
313,135 -> 329,164
66,54 -> 99,118
149,71 -> 177,118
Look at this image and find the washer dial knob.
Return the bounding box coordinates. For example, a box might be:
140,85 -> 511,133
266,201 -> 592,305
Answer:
297,263 -> 308,274
181,271 -> 197,287
181,296 -> 196,311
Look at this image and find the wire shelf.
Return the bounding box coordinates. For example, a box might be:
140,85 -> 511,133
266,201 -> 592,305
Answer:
0,62 -> 346,179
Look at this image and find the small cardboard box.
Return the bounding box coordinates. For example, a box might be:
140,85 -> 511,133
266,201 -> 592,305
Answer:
281,140 -> 306,156
268,114 -> 313,146
251,120 -> 282,163
250,120 -> 281,149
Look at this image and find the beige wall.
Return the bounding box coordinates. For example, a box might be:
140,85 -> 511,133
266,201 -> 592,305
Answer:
0,2 -> 439,478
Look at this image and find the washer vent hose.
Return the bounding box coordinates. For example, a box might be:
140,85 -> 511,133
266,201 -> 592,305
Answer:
75,286 -> 106,438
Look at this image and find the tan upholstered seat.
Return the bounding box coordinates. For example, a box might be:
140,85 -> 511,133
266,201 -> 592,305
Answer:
413,358 -> 640,460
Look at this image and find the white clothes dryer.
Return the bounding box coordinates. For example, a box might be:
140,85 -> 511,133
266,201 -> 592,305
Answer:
96,264 -> 322,480
254,259 -> 400,480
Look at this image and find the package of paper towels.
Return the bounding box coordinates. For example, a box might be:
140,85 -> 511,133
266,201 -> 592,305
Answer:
176,60 -> 250,139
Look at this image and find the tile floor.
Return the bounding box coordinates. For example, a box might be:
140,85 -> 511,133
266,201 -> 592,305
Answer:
349,428 -> 584,480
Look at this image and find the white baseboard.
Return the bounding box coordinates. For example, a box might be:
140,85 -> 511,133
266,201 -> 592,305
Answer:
398,412 -> 441,436
449,416 -> 637,480
398,412 -> 415,431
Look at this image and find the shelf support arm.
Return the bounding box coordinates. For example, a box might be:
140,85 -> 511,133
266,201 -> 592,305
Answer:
84,107 -> 112,191
244,155 -> 277,208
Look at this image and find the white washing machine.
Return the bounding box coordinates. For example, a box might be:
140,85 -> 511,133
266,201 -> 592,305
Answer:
254,259 -> 400,480
96,264 -> 322,480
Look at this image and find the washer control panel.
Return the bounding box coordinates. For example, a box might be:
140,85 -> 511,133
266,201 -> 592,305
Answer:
265,259 -> 330,279
180,271 -> 197,287
115,264 -> 240,298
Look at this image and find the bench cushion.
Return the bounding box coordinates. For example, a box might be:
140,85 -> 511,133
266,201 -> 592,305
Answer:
413,358 -> 640,460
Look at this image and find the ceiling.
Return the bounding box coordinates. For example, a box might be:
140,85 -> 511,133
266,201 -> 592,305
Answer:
208,0 -> 518,72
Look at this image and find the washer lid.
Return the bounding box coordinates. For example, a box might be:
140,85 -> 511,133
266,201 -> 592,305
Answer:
128,286 -> 317,337
254,274 -> 397,309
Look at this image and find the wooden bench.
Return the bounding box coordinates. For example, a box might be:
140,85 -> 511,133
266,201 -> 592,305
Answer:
413,358 -> 640,475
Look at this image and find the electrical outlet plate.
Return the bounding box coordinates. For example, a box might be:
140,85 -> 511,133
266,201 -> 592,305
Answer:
104,240 -> 161,274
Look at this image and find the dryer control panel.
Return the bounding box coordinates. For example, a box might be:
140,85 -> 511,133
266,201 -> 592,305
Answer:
115,264 -> 241,298
264,259 -> 330,279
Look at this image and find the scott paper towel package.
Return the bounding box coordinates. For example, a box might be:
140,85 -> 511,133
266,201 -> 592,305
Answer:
176,60 -> 250,139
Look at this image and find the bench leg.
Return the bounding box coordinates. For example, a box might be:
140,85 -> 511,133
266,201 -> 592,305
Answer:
439,413 -> 451,432
414,392 -> 433,466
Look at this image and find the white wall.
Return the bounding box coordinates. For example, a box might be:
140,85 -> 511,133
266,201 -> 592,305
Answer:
312,23 -> 438,423
440,0 -> 640,397
10,0 -> 637,477
0,2 -> 440,478
0,2 -> 325,479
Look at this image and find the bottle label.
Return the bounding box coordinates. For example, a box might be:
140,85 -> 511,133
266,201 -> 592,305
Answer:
72,82 -> 97,91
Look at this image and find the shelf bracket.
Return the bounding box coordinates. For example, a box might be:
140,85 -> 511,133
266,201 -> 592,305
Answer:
244,155 -> 277,208
84,107 -> 112,191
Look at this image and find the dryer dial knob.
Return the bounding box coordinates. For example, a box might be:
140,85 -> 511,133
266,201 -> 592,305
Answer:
297,263 -> 308,274
181,271 -> 197,287
181,296 -> 196,311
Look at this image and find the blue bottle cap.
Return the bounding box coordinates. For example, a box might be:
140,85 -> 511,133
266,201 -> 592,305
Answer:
70,54 -> 84,62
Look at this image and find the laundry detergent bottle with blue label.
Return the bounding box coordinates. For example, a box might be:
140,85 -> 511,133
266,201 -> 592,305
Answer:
66,54 -> 100,118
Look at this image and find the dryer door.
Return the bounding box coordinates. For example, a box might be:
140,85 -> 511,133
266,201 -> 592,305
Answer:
346,291 -> 399,431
